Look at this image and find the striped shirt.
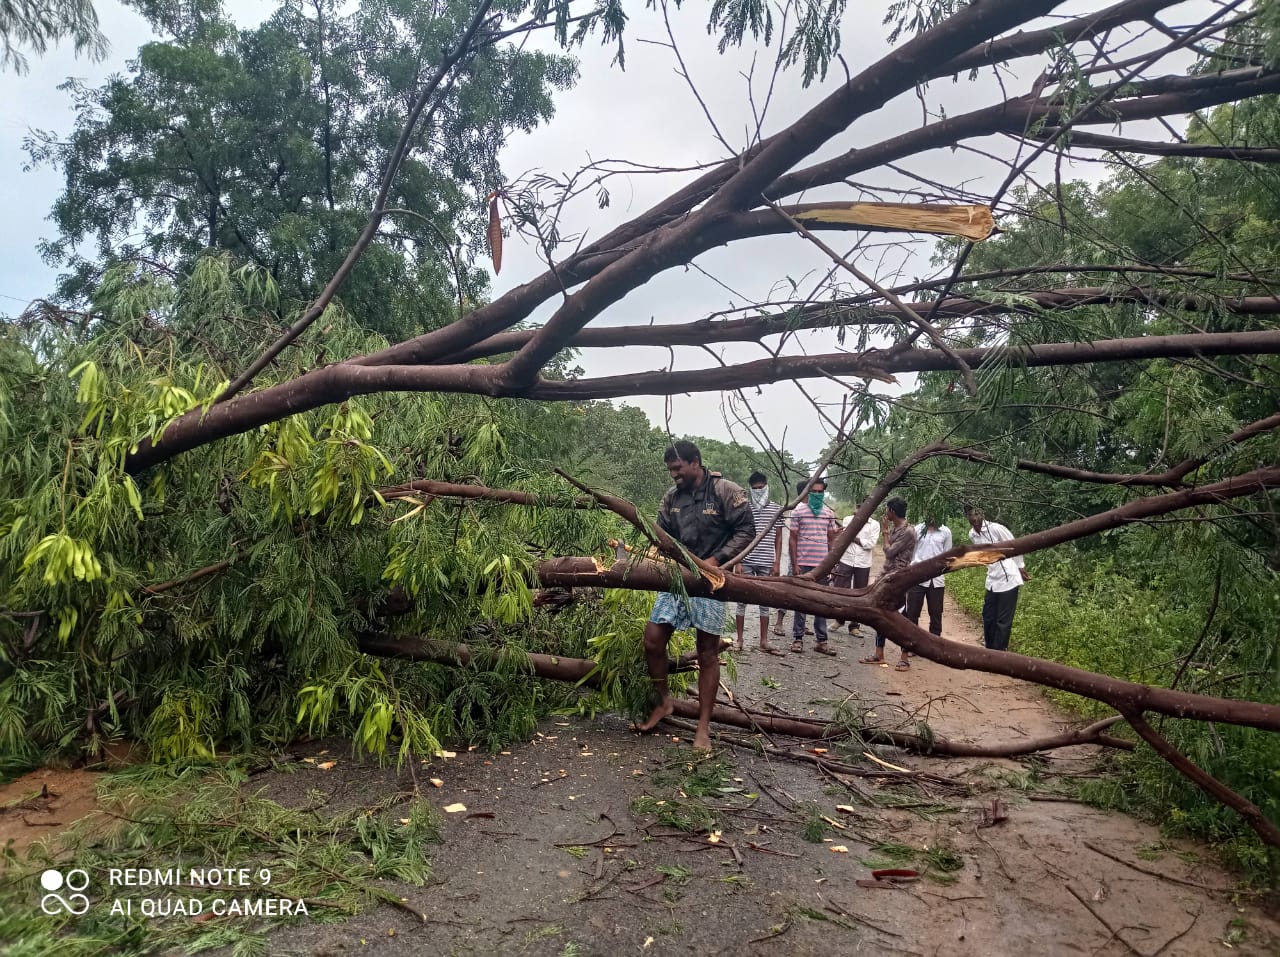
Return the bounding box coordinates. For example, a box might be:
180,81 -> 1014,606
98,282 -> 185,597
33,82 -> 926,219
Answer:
789,504 -> 838,566
745,501 -> 783,567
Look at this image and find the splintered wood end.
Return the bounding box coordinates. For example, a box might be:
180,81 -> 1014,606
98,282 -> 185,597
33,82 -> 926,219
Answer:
946,550 -> 1006,570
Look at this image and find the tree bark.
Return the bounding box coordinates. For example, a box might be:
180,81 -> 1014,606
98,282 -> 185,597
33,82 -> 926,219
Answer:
437,287 -> 1280,363
356,634 -> 1133,757
355,632 -> 720,683
123,330 -> 1280,473
1123,710 -> 1280,849
533,556 -> 1280,733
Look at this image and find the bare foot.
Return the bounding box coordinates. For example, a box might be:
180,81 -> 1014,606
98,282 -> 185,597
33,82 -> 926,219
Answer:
634,699 -> 675,733
692,728 -> 712,751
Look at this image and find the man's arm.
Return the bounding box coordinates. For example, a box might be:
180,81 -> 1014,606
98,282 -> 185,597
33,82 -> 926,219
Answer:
940,526 -> 953,551
714,483 -> 755,565
656,490 -> 677,539
772,519 -> 782,576
1002,523 -> 1029,578
988,521 -> 1029,580
855,521 -> 879,549
788,513 -> 798,568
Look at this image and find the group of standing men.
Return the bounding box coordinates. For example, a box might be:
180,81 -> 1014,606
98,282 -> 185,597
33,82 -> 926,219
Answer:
635,440 -> 1029,750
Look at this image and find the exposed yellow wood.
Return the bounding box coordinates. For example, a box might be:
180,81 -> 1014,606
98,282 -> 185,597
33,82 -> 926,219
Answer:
794,202 -> 995,241
946,550 -> 1007,569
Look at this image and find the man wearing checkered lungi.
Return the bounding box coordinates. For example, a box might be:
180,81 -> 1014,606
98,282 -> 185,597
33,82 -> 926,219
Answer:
635,441 -> 755,750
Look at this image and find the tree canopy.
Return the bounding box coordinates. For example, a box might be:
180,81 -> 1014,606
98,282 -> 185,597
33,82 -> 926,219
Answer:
26,0 -> 576,341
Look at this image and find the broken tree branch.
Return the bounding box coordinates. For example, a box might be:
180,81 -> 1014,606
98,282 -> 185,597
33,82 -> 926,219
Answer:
356,633 -> 723,683
1122,710 -> 1280,848
535,555 -> 1280,734
358,636 -> 1131,757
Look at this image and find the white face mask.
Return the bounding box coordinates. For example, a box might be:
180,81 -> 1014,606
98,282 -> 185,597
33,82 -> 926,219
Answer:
750,486 -> 769,507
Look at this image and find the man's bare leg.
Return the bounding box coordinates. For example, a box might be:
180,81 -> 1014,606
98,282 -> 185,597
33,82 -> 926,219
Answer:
692,629 -> 720,751
635,621 -> 676,732
758,615 -> 772,651
733,613 -> 745,652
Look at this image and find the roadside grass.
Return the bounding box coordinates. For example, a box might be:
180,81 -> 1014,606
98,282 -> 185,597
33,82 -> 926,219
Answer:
0,761 -> 438,956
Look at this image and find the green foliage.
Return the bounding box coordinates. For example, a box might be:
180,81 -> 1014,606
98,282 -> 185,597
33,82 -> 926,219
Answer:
706,0 -> 850,85
26,0 -> 578,341
650,750 -> 734,798
527,402 -> 809,516
883,0 -> 960,44
0,0 -> 107,73
654,862 -> 691,883
0,251 -> 782,769
922,841 -> 964,877
630,750 -> 749,834
800,803 -> 828,843
681,435 -> 809,507
0,257 -> 646,765
630,793 -> 718,834
829,95 -> 1280,877
566,589 -> 695,723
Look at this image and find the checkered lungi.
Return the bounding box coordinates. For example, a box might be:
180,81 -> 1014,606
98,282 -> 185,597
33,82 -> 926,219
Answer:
649,592 -> 726,634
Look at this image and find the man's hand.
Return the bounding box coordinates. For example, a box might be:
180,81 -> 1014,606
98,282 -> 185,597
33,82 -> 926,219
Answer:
1019,569 -> 1030,582
771,561 -> 780,577
704,556 -> 721,568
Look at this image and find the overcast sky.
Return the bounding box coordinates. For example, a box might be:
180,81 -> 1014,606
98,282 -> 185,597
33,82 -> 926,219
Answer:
0,1 -> 1197,464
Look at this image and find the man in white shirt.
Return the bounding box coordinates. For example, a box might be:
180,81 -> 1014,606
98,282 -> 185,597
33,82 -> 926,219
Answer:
831,512 -> 880,635
905,518 -> 952,638
964,506 -> 1029,651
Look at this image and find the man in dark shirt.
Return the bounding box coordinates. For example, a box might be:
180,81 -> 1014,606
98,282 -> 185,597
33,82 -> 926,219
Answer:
635,441 -> 755,750
858,498 -> 917,671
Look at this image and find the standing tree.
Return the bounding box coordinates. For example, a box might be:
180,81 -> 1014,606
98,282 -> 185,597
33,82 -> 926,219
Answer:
27,0 -> 577,340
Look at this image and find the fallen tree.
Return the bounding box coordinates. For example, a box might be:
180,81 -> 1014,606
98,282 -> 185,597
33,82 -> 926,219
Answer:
6,0 -> 1279,866
356,633 -> 1133,758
